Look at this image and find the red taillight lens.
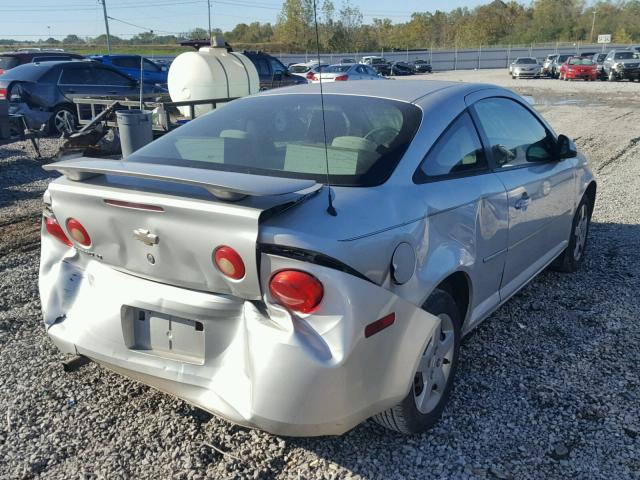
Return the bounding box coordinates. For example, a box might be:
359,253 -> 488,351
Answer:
214,246 -> 245,280
65,218 -> 91,247
0,88 -> 6,100
335,75 -> 348,81
306,71 -> 315,80
269,270 -> 323,314
45,217 -> 72,246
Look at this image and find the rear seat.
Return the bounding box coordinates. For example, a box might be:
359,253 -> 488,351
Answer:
284,136 -> 378,175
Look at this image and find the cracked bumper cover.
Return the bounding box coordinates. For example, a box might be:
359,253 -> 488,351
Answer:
39,235 -> 439,436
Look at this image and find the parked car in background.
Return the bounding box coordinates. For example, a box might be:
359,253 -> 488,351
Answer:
409,59 -> 432,73
288,60 -> 328,77
628,45 -> 640,53
550,54 -> 571,78
339,58 -> 357,64
0,51 -> 84,75
592,53 -> 608,79
603,49 -> 640,81
243,51 -> 307,90
90,55 -> 168,85
509,57 -> 540,79
559,57 -> 597,81
360,56 -> 391,76
40,80 -> 595,437
309,63 -> 383,82
301,64 -> 330,82
0,61 -> 166,134
288,61 -> 328,79
390,61 -> 413,76
578,52 -> 597,58
541,54 -> 558,76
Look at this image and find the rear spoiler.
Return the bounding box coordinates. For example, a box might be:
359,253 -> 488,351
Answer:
43,158 -> 320,200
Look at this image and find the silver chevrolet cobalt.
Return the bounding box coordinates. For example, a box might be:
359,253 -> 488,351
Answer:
40,80 -> 595,436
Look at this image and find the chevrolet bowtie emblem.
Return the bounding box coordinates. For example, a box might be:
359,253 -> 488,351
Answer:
133,228 -> 159,246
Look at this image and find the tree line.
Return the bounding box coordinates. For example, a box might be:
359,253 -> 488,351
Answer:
2,0 -> 639,52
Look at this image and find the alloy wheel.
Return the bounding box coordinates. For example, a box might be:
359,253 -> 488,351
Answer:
54,110 -> 75,134
413,313 -> 455,414
573,203 -> 588,261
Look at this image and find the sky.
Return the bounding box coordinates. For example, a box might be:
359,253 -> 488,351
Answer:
0,0 -> 491,41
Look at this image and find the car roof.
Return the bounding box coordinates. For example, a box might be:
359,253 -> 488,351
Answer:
257,79 -> 492,104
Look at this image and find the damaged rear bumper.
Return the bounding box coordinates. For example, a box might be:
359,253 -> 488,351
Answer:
40,237 -> 439,437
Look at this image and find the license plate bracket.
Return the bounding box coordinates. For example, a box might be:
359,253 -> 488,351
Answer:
122,307 -> 205,364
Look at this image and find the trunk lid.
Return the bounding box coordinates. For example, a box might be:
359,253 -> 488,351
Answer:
44,158 -> 319,300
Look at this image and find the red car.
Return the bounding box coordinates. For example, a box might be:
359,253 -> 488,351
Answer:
559,57 -> 598,81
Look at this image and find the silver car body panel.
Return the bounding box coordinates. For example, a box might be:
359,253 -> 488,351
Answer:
39,80 -> 595,435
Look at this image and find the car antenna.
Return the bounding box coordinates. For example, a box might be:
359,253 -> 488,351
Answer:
312,0 -> 337,216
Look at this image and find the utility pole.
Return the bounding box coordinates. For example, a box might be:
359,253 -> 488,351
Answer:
589,9 -> 596,44
207,0 -> 212,44
100,0 -> 112,55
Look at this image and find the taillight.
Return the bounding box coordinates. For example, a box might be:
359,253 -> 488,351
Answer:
65,218 -> 91,247
45,217 -> 72,246
214,246 -> 245,280
269,270 -> 323,314
306,71 -> 315,80
335,75 -> 348,81
0,88 -> 6,100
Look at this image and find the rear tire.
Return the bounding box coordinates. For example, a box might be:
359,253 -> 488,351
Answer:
551,195 -> 592,273
373,289 -> 461,434
49,105 -> 77,135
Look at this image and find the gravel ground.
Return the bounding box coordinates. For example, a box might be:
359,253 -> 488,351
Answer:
1,73 -> 639,479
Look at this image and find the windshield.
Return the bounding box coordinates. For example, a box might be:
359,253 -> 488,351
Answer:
516,58 -> 537,64
371,58 -> 386,64
130,94 -> 422,187
614,52 -> 637,60
289,65 -> 312,73
569,58 -> 594,65
0,56 -> 19,70
326,65 -> 350,73
557,55 -> 570,62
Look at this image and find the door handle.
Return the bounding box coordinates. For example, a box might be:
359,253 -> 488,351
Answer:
514,192 -> 530,210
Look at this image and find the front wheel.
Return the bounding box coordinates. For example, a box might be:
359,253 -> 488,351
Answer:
373,289 -> 461,434
551,195 -> 592,273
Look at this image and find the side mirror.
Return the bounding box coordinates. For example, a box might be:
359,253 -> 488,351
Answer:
557,134 -> 577,159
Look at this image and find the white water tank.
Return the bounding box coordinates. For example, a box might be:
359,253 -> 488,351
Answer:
168,45 -> 259,117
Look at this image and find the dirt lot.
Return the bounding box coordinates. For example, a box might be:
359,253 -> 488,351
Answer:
1,70 -> 639,479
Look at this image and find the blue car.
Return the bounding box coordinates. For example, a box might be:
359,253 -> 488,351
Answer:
90,55 -> 168,85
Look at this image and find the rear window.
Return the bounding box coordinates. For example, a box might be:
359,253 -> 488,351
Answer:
0,56 -> 20,70
326,65 -> 350,73
289,65 -> 311,73
569,58 -> 594,65
614,51 -> 637,60
130,94 -> 422,187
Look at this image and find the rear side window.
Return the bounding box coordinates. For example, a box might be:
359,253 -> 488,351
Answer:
112,57 -> 140,68
0,56 -> 20,70
415,112 -> 486,181
60,66 -> 93,84
93,67 -> 131,85
473,98 -> 555,168
129,94 -> 422,187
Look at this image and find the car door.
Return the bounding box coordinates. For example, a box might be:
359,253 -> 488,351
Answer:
58,64 -> 97,100
470,96 -> 575,300
414,111 -> 509,328
88,66 -> 138,97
